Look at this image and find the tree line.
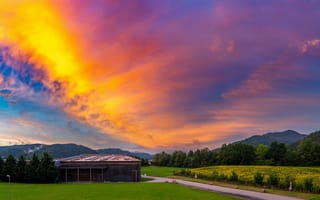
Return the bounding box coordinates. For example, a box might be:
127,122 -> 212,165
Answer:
0,152 -> 57,183
153,140 -> 320,168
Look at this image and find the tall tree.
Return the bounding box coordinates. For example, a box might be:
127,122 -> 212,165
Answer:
266,142 -> 287,165
219,143 -> 255,165
255,144 -> 269,164
184,150 -> 194,168
26,154 -> 40,182
38,152 -> 57,183
297,137 -> 320,166
193,149 -> 201,168
0,157 -> 4,181
16,155 -> 27,182
200,148 -> 211,167
4,155 -> 16,181
173,151 -> 186,167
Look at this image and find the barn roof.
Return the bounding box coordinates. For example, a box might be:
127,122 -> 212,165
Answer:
58,154 -> 140,162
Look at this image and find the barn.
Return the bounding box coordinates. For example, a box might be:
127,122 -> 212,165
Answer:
56,154 -> 141,183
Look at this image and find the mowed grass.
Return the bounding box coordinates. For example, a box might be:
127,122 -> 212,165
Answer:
0,182 -> 239,200
142,166 -> 182,177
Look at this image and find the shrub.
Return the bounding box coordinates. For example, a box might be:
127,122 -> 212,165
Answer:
279,176 -> 295,190
254,172 -> 264,185
267,173 -> 279,187
229,171 -> 238,182
303,178 -> 313,192
218,173 -> 228,181
211,170 -> 219,180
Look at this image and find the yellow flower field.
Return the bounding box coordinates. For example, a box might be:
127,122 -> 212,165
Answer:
190,166 -> 320,192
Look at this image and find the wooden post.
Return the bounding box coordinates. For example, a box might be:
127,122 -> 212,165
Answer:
65,168 -> 67,183
90,168 -> 92,183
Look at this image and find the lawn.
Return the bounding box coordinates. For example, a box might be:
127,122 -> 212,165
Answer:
142,166 -> 182,177
0,182 -> 239,200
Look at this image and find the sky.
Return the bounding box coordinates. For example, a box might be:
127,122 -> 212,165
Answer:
0,0 -> 319,152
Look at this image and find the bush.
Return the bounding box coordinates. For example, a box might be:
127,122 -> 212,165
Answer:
229,171 -> 238,182
279,176 -> 295,190
303,178 -> 313,192
254,172 -> 264,185
211,170 -> 219,180
218,173 -> 228,181
267,173 -> 279,187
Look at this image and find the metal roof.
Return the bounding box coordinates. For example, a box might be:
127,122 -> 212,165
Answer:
58,154 -> 140,162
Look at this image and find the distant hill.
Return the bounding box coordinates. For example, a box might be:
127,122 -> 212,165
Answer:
97,148 -> 153,160
0,144 -> 43,158
0,143 -> 153,159
291,130 -> 320,148
238,130 -> 306,146
36,144 -> 96,159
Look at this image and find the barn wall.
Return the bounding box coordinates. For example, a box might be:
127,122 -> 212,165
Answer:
59,162 -> 141,182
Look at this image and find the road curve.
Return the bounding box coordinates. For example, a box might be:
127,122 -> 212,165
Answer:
142,175 -> 303,200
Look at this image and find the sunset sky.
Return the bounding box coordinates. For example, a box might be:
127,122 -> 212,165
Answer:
0,0 -> 319,152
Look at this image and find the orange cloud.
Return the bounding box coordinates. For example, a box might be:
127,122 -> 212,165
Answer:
1,0 -> 319,150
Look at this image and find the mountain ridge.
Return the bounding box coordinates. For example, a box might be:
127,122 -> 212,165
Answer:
236,130 -> 307,146
0,143 -> 154,159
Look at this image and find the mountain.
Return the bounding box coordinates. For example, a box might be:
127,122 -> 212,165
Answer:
36,144 -> 96,159
0,143 -> 153,159
238,130 -> 307,146
291,130 -> 320,148
97,148 -> 153,159
0,144 -> 43,158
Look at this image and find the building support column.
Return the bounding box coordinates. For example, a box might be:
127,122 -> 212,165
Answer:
77,168 -> 79,183
101,168 -> 104,182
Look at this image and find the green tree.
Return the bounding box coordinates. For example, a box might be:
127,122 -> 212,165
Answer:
255,144 -> 269,164
26,154 -> 40,182
16,155 -> 27,182
0,157 -> 4,181
4,155 -> 16,181
153,152 -> 171,166
200,148 -> 211,167
183,150 -> 194,168
193,149 -> 201,168
266,142 -> 287,165
297,136 -> 320,166
219,143 -> 255,165
172,151 -> 186,167
38,152 -> 57,183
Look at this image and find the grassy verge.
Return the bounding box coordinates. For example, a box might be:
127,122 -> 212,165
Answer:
0,182 -> 239,200
142,166 -> 182,177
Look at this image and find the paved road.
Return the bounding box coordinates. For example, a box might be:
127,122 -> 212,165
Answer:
143,175 -> 303,200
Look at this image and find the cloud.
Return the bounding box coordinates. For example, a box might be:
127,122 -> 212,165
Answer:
0,0 -> 320,150
300,39 -> 320,53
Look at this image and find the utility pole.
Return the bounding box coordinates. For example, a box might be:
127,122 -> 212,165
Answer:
6,174 -> 10,200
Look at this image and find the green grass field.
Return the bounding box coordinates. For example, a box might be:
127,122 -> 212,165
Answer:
141,166 -> 182,177
0,182 -> 238,200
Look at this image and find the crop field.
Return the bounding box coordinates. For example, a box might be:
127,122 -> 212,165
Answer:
189,166 -> 320,193
142,166 -> 181,177
0,182 -> 239,200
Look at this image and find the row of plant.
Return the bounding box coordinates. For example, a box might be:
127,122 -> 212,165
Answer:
0,153 -> 57,183
174,166 -> 320,193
